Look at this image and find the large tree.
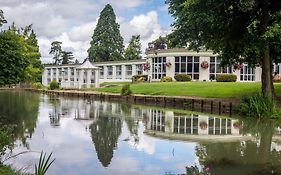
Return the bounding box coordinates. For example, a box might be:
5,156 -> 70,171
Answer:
61,51 -> 74,64
0,9 -> 7,27
87,4 -> 124,62
49,41 -> 62,64
167,0 -> 281,97
124,35 -> 142,60
147,36 -> 168,51
0,31 -> 29,85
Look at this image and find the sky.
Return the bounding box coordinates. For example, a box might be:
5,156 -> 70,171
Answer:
1,0 -> 174,63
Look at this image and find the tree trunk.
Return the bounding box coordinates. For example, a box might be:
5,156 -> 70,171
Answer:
261,45 -> 274,97
260,0 -> 274,97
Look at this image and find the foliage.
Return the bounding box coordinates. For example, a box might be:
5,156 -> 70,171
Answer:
132,75 -> 148,82
96,82 -> 281,98
124,35 -> 142,60
160,76 -> 173,82
49,80 -> 59,90
49,41 -> 62,64
166,0 -> 281,96
0,127 -> 12,158
185,165 -> 209,175
216,74 -> 237,82
143,62 -> 150,71
35,152 -> 55,175
61,51 -> 74,64
0,9 -> 7,27
239,93 -> 277,118
200,61 -> 208,69
88,4 -> 124,62
174,74 -> 191,82
74,59 -> 79,64
32,82 -> 44,90
0,165 -> 22,175
0,31 -> 29,86
147,36 -> 167,51
121,84 -> 132,96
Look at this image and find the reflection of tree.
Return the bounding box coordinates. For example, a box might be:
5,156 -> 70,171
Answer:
0,91 -> 40,147
90,116 -> 122,167
121,103 -> 139,143
194,118 -> 281,175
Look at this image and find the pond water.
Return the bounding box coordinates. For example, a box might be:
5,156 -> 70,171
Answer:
1,91 -> 281,175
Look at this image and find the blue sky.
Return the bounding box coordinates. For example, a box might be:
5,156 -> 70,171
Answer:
0,0 -> 174,63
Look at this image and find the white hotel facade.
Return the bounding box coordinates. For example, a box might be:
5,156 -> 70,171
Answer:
42,48 -> 268,89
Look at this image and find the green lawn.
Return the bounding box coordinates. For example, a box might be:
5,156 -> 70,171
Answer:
94,82 -> 281,98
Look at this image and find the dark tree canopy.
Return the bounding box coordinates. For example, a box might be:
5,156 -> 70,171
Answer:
61,51 -> 74,64
147,36 -> 168,51
167,0 -> 281,96
124,35 -> 142,60
87,4 -> 124,62
0,9 -> 7,27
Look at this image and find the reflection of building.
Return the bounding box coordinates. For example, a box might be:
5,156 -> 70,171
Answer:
146,109 -> 240,136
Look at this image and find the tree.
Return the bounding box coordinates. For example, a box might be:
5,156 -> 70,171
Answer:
75,59 -> 79,64
0,31 -> 29,85
166,0 -> 281,97
124,35 -> 142,60
0,9 -> 7,27
61,51 -> 74,64
87,4 -> 124,62
49,41 -> 62,64
146,36 -> 168,52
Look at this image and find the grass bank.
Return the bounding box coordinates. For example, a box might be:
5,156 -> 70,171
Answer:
93,82 -> 281,99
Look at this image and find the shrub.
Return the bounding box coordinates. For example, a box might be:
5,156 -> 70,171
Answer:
239,93 -> 277,118
33,82 -> 43,90
216,74 -> 237,82
174,74 -> 192,82
49,80 -> 59,90
132,75 -> 148,82
160,76 -> 172,82
121,84 -> 132,96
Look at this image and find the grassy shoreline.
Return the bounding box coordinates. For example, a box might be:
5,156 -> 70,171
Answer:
92,82 -> 281,99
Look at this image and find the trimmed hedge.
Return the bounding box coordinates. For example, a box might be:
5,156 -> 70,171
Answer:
216,74 -> 237,82
160,76 -> 172,82
121,84 -> 132,96
132,75 -> 148,82
174,74 -> 192,82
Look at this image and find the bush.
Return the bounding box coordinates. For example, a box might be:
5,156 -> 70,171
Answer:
33,82 -> 43,90
239,93 -> 277,118
216,74 -> 237,82
132,75 -> 148,82
160,76 -> 172,82
174,74 -> 192,82
49,80 -> 59,90
121,84 -> 132,96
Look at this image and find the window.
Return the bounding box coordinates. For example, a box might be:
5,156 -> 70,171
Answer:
152,57 -> 166,80
53,68 -> 56,75
107,66 -> 113,78
47,69 -> 51,76
175,56 -> 199,80
70,68 -> 74,76
136,64 -> 143,75
116,65 -> 122,79
240,65 -> 255,81
99,67 -> 104,78
209,57 -> 232,80
126,65 -> 132,76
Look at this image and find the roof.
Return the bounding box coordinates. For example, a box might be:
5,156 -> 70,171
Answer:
76,58 -> 100,69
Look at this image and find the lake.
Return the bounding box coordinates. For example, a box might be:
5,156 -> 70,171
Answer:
1,91 -> 281,175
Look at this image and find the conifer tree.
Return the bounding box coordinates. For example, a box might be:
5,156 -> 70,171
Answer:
88,4 -> 124,62
124,35 -> 142,60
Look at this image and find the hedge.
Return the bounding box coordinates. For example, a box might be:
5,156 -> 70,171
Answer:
160,76 -> 172,82
132,75 -> 148,82
174,74 -> 192,82
216,74 -> 237,82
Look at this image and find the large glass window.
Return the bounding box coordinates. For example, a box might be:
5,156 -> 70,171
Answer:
175,56 -> 199,80
99,67 -> 104,78
152,57 -> 166,80
209,57 -> 232,80
240,65 -> 255,81
126,65 -> 132,76
47,69 -> 51,76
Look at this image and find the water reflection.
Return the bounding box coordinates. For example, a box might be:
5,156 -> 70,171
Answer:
1,91 -> 281,174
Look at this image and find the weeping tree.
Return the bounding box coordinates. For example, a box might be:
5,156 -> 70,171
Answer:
167,0 -> 281,97
88,4 -> 124,62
